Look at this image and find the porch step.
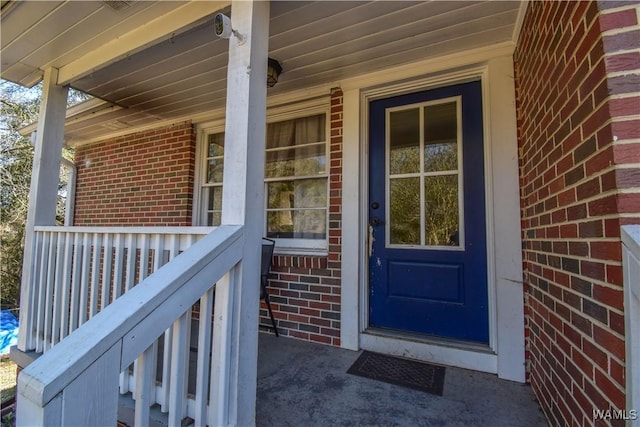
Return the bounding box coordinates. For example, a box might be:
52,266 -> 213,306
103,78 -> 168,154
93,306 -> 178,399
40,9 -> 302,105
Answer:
118,393 -> 165,427
117,393 -> 195,427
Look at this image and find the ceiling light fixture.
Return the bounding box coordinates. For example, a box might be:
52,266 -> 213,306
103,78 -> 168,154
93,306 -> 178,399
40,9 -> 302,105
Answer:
267,58 -> 282,88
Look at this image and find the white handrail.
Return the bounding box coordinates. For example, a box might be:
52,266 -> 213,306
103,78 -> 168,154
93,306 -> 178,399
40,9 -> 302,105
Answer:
622,225 -> 640,427
17,225 -> 243,426
33,225 -> 216,234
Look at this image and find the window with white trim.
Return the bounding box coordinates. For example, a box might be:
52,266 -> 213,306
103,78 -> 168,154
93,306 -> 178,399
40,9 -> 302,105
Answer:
201,131 -> 225,226
195,111 -> 329,252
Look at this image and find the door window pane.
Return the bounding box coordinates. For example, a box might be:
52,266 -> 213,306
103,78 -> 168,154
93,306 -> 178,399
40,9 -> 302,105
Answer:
425,175 -> 459,246
424,102 -> 457,172
389,108 -> 420,174
385,99 -> 462,248
389,177 -> 420,245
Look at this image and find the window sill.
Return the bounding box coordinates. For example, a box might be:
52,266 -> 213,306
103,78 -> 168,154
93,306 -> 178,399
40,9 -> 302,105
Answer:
273,246 -> 329,257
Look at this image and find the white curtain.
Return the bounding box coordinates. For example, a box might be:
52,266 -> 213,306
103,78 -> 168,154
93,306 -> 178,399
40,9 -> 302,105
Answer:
294,114 -> 325,146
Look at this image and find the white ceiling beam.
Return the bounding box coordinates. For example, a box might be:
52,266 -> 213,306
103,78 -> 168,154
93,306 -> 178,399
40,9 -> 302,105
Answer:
56,1 -> 230,86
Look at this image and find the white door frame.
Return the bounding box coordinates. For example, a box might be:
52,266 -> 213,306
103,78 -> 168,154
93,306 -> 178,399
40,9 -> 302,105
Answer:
340,52 -> 526,382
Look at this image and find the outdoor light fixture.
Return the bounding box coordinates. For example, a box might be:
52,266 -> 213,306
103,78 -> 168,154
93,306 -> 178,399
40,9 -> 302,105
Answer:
214,14 -> 282,87
267,58 -> 282,88
214,13 -> 245,44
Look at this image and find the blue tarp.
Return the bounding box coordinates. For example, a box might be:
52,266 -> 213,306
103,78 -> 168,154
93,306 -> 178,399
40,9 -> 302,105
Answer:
0,310 -> 18,355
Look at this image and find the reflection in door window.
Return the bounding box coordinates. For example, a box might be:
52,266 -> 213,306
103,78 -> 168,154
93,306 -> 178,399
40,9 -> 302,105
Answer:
389,177 -> 420,244
387,99 -> 462,248
424,175 -> 459,245
424,102 -> 458,173
389,108 -> 420,174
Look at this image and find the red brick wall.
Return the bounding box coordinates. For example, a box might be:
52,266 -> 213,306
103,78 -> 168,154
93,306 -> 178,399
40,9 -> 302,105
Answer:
599,1 -> 640,214
72,96 -> 343,346
260,89 -> 343,346
74,123 -> 196,226
515,1 -> 639,426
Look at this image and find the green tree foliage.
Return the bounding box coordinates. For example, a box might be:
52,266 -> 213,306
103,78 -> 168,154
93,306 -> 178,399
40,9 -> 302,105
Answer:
0,80 -> 90,312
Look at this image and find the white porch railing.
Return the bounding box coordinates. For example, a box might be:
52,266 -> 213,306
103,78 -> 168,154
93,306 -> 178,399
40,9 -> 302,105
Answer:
622,225 -> 640,427
19,226 -> 214,353
17,225 -> 243,426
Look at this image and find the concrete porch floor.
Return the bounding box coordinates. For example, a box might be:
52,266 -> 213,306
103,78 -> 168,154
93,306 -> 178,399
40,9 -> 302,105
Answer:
256,332 -> 547,427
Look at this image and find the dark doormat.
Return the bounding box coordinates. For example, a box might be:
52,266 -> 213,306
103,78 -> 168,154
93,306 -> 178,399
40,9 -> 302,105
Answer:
347,351 -> 446,396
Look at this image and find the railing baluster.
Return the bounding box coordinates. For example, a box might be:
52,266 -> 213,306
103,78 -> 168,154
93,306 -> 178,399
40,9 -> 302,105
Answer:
119,367 -> 130,395
153,234 -> 164,271
59,232 -> 73,340
79,233 -> 91,325
113,233 -> 125,302
89,233 -> 102,318
51,232 -> 65,346
111,232 -> 128,395
194,288 -> 214,425
125,233 -> 136,291
69,233 -> 82,333
101,233 -> 113,310
134,343 -> 157,427
138,233 -> 150,281
43,232 -> 57,351
125,234 -> 141,400
149,234 -> 165,410
34,231 -> 49,352
159,234 -> 181,412
22,231 -> 40,350
169,234 -> 180,261
186,234 -> 197,254
168,311 -> 191,426
160,327 -> 173,412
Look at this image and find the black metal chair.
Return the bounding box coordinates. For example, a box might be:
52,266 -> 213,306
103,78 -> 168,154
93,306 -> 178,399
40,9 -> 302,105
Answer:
261,238 -> 278,337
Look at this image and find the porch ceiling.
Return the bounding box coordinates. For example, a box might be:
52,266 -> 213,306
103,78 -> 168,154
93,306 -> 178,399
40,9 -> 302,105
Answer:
1,1 -> 523,145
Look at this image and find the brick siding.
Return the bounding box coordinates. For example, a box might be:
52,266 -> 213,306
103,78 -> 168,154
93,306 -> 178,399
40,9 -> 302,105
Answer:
260,89 -> 343,346
74,122 -> 196,226
72,96 -> 343,347
515,1 -> 639,426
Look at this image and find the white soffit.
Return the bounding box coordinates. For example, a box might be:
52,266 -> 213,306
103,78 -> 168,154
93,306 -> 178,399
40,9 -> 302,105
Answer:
4,1 -> 524,144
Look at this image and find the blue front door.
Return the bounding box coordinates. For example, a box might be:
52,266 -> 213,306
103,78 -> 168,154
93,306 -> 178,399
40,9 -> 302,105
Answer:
368,81 -> 489,343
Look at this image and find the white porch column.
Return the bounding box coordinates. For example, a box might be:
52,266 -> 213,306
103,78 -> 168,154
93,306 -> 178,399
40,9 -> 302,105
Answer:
17,68 -> 69,351
210,1 -> 269,426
